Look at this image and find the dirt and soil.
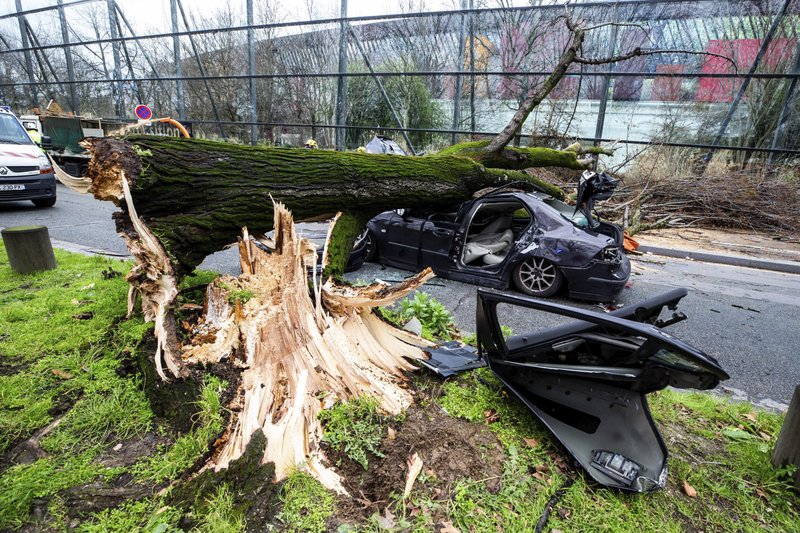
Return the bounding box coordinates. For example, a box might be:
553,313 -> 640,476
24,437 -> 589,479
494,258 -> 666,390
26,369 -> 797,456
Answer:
329,396 -> 506,528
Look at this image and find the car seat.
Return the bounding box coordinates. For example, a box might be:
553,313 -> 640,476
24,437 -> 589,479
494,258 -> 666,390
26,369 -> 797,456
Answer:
463,215 -> 514,265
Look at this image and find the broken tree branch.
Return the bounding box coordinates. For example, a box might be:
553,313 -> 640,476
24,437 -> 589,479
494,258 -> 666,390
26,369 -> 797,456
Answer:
484,27 -> 586,153
576,48 -> 737,69
184,203 -> 434,490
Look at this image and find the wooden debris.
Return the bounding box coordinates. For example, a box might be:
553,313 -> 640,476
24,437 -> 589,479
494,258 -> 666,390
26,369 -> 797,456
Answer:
403,453 -> 424,500
183,202 -> 432,491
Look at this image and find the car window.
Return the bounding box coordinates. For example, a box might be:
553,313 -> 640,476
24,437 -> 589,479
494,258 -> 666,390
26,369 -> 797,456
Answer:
0,114 -> 34,145
542,197 -> 589,228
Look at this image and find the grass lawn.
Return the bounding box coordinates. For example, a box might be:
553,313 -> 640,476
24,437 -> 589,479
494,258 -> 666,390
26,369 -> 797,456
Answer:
0,242 -> 797,531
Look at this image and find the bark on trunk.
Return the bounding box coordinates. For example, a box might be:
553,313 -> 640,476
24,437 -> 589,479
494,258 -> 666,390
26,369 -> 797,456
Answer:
84,136 -> 566,275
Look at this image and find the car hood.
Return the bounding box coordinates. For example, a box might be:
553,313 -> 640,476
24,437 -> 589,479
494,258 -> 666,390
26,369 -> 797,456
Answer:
519,219 -> 616,268
0,144 -> 42,165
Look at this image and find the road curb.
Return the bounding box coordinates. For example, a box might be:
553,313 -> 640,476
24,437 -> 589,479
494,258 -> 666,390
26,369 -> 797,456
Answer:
50,238 -> 131,259
637,245 -> 800,275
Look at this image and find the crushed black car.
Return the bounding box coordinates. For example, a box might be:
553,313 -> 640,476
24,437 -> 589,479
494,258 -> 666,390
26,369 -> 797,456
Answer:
422,288 -> 729,493
364,175 -> 630,301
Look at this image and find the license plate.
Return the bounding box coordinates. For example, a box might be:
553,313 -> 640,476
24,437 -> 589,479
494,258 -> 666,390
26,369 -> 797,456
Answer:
0,184 -> 24,191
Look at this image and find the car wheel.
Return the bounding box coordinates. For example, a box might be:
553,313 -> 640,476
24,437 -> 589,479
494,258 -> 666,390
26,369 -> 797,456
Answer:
363,230 -> 378,262
32,197 -> 56,208
513,257 -> 563,297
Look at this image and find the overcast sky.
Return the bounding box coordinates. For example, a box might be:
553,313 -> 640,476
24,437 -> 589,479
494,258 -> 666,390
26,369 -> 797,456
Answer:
0,0 -> 476,28
0,0 -> 512,44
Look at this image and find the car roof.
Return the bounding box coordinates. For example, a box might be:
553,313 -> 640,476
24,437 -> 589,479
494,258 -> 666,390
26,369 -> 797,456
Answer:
474,190 -> 581,228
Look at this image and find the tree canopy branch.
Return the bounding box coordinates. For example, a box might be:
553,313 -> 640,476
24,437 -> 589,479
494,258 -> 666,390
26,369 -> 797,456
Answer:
576,48 -> 737,71
483,17 -> 737,156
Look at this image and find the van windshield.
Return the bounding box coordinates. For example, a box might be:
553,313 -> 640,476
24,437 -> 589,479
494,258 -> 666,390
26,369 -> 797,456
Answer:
0,114 -> 34,145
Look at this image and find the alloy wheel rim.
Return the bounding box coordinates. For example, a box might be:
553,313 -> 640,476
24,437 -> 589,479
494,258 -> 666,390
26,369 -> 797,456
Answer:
519,258 -> 556,292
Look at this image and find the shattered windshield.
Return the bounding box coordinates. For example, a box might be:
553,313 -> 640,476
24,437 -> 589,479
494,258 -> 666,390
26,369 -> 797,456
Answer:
0,114 -> 34,145
538,195 -> 589,228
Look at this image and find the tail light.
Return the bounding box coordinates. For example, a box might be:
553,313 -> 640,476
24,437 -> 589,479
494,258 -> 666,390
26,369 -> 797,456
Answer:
597,246 -> 622,264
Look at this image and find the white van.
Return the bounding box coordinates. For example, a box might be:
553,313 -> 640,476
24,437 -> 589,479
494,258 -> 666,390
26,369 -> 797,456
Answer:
0,108 -> 56,207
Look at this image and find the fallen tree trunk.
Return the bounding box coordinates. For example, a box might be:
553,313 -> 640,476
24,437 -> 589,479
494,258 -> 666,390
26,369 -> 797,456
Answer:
78,132 -> 609,491
86,136 -> 565,276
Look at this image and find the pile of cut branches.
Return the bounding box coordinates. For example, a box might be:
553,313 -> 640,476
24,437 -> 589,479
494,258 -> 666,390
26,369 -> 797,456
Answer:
604,172 -> 800,235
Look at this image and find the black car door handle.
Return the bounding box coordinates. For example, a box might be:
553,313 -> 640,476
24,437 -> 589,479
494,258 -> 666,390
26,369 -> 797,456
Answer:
431,229 -> 452,238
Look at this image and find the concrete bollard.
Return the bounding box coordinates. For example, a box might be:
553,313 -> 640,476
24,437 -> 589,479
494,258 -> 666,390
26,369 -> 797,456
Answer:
1,225 -> 57,274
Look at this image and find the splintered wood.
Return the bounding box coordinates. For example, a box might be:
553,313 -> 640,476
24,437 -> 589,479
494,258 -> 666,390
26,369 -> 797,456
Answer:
182,202 -> 433,492
119,172 -> 186,381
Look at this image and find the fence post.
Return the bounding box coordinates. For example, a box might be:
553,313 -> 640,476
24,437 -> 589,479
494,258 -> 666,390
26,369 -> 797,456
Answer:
170,0 -> 185,119
56,0 -> 79,114
468,0 -> 476,134
106,0 -> 124,117
334,0 -> 348,151
247,0 -> 257,145
593,21 -> 620,163
14,0 -> 37,108
450,0 -> 468,145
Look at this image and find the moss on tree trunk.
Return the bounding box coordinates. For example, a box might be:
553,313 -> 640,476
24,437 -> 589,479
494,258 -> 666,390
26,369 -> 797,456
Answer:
89,136 -> 564,275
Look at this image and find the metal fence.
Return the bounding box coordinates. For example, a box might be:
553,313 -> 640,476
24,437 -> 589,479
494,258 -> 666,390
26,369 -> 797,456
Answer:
1,0 -> 800,166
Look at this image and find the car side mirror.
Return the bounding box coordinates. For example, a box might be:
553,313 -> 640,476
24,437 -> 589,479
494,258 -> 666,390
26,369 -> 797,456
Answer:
40,136 -> 53,150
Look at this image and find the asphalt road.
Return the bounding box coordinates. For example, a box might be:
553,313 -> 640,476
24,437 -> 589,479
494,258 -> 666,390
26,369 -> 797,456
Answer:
2,184 -> 797,409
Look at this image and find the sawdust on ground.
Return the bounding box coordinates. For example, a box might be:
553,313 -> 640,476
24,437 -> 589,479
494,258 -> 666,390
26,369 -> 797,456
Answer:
636,228 -> 800,264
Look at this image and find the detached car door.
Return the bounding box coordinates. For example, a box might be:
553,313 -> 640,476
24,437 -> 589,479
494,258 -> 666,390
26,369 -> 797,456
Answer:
476,289 -> 728,493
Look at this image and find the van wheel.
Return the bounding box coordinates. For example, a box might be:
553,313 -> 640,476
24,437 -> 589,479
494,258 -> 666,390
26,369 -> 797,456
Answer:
513,257 -> 563,297
32,197 -> 56,208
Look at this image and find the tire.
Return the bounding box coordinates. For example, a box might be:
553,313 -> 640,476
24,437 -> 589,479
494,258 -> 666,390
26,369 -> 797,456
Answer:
363,230 -> 378,262
512,257 -> 563,297
32,197 -> 56,208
